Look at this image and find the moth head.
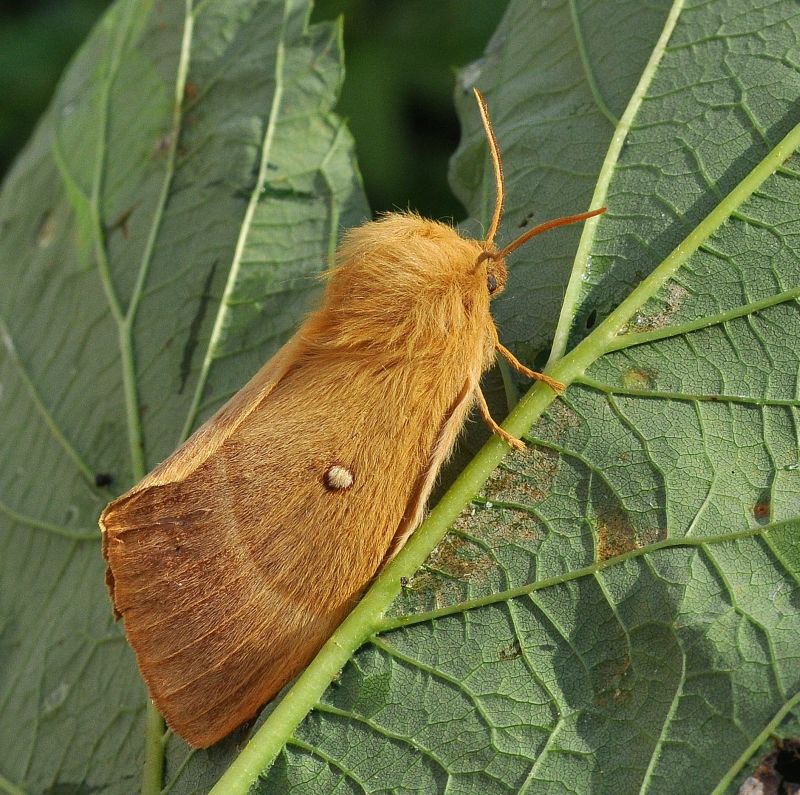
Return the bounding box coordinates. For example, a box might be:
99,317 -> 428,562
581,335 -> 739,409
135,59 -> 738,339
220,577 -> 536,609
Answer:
317,213 -> 504,355
475,247 -> 507,300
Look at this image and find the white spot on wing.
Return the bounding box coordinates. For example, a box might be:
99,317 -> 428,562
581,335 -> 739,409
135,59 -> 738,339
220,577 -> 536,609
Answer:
324,464 -> 354,491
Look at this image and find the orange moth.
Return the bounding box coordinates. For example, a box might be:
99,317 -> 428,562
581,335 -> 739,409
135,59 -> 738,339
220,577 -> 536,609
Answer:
100,89 -> 605,748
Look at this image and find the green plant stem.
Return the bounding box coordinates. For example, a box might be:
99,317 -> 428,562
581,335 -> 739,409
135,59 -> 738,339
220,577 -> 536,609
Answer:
211,115 -> 800,794
142,701 -> 166,795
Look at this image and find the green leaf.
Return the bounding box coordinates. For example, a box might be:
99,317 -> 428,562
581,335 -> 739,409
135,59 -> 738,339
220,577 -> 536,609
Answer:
210,0 -> 800,792
0,0 -> 365,792
3,1 -> 800,795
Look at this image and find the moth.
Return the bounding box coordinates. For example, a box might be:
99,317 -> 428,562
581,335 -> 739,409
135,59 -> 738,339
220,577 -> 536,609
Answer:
100,90 -> 604,748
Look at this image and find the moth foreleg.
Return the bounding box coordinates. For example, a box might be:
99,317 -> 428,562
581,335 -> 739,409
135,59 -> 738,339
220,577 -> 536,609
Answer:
495,342 -> 564,393
475,388 -> 525,451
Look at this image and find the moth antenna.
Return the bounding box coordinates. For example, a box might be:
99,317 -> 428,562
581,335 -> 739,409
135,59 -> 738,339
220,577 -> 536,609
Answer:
473,87 -> 606,258
496,206 -> 607,259
473,88 -> 504,246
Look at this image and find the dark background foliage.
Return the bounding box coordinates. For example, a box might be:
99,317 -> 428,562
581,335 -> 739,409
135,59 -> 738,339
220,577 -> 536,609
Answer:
0,0 -> 505,218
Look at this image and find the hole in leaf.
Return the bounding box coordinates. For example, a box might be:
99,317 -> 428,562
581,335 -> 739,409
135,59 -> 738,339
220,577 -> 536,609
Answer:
774,738 -> 800,782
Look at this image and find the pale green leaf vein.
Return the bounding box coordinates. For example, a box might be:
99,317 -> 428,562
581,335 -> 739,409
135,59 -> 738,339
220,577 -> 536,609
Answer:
575,376 -> 800,408
378,521 -> 788,632
518,720 -> 565,794
470,496 -> 562,543
161,748 -> 199,795
124,3 -> 195,327
0,499 -> 97,542
607,289 -> 800,353
0,317 -> 96,488
313,702 -> 451,775
568,0 -> 618,127
685,399 -> 717,537
607,393 -> 670,531
369,635 -> 499,747
711,689 -> 800,794
89,0 -> 147,482
0,772 -> 26,795
638,618 -> 686,794
284,738 -> 368,794
1,544 -> 79,737
705,545 -> 788,703
179,0 -> 290,443
504,598 -> 565,717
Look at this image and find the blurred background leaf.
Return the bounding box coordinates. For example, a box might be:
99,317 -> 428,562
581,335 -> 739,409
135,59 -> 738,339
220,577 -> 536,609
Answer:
0,0 -> 111,176
1,0 -> 505,220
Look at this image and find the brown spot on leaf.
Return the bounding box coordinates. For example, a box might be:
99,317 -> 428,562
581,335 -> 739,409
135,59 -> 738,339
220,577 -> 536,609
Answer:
623,367 -> 656,390
153,132 -> 173,156
754,488 -> 771,524
498,639 -> 521,661
754,499 -> 770,522
495,512 -> 544,545
627,282 -> 689,333
545,400 -> 581,433
498,445 -> 560,503
596,504 -> 637,561
484,464 -> 547,505
107,204 -> 139,240
454,500 -> 543,549
595,654 -> 632,707
403,570 -> 437,600
639,525 -> 667,545
427,533 -> 491,582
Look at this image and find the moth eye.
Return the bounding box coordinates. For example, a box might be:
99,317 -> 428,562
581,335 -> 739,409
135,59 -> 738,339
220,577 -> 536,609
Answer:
487,273 -> 498,294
